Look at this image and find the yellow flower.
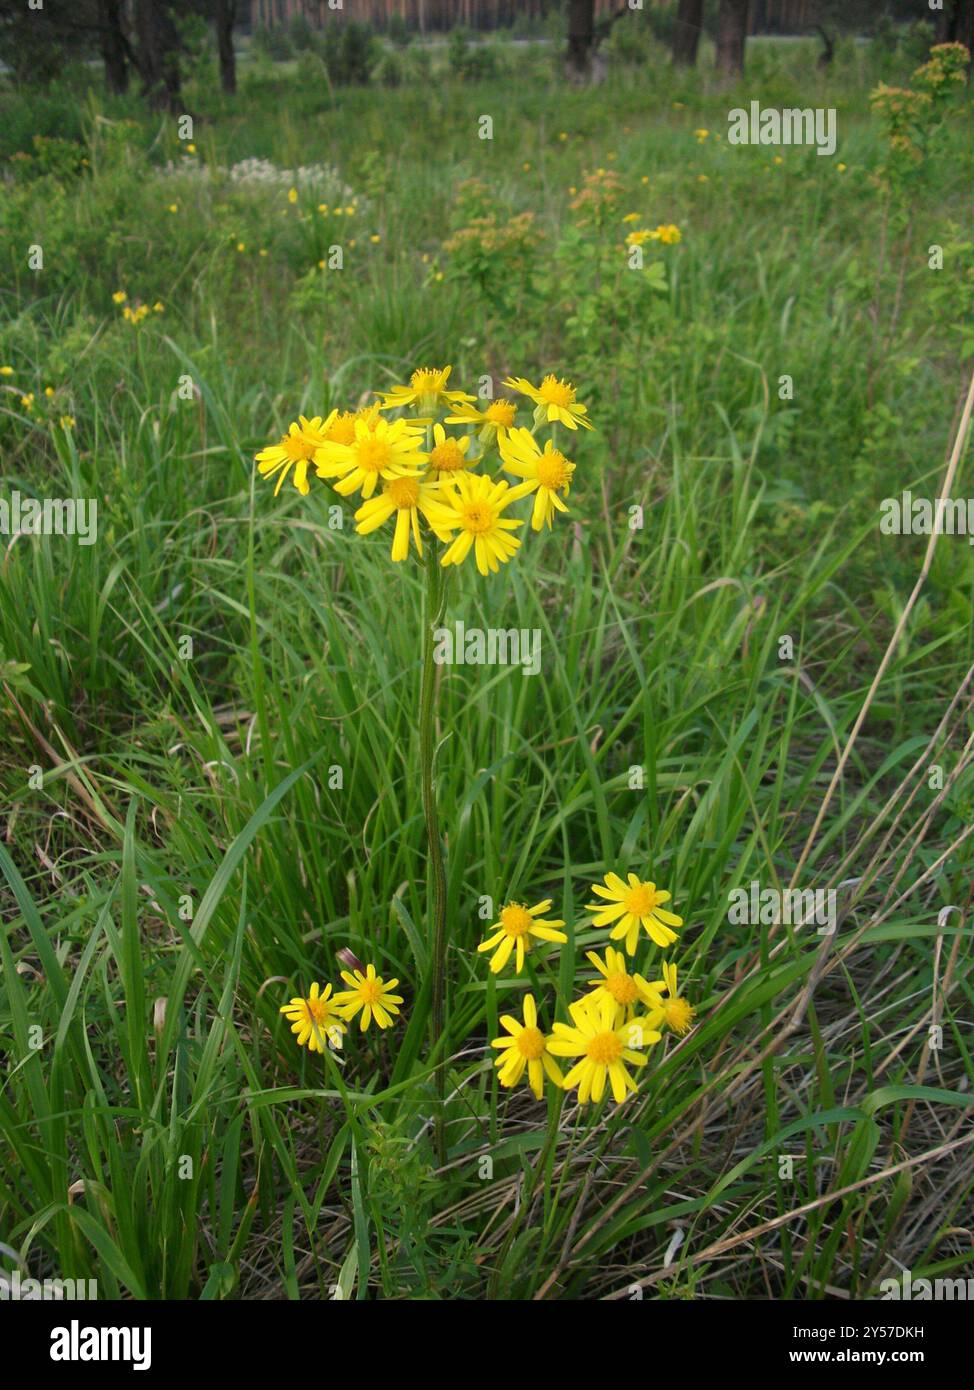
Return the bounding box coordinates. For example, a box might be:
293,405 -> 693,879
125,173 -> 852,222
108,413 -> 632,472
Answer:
547,995 -> 660,1104
585,871 -> 683,955
0,365 -> 13,375
186,142 -> 196,154
44,386 -> 54,398
314,413 -> 428,500
477,898 -> 567,975
584,946 -> 661,1024
647,960 -> 695,1035
653,223 -> 682,245
502,373 -> 594,431
153,301 -> 164,313
426,422 -> 479,481
377,365 -> 475,414
423,472 -> 525,576
59,415 -> 76,430
622,211 -> 640,223
498,428 -> 575,531
255,413 -> 336,496
237,242 -> 246,252
694,128 -> 709,141
279,982 -> 346,1053
491,994 -> 564,1099
287,187 -> 298,203
20,392 -> 34,410
445,397 -> 518,444
334,964 -> 404,1031
354,473 -> 451,561
112,290 -> 127,304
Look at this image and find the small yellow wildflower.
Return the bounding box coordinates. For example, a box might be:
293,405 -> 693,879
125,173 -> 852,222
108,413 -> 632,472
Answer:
445,397 -> 518,445
547,995 -> 661,1104
255,413 -> 336,496
586,871 -> 683,955
648,960 -> 695,1035
423,473 -> 525,576
426,422 -> 479,481
354,473 -> 451,561
477,898 -> 567,975
315,413 -> 428,500
498,427 -> 575,531
279,982 -> 346,1053
334,964 -> 404,1032
112,290 -> 127,304
491,994 -> 564,1099
377,365 -> 474,414
502,373 -> 594,431
584,946 -> 661,1024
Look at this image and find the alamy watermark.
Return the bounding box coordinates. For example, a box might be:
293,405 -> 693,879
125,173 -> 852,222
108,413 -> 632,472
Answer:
880,491 -> 974,544
433,620 -> 541,676
728,101 -> 837,157
0,491 -> 97,546
728,881 -> 837,934
880,1270 -> 974,1300
1,1269 -> 98,1300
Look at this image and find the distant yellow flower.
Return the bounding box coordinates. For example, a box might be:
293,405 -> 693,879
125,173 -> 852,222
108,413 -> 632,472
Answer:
503,373 -> 594,431
626,228 -> 653,247
59,415 -> 76,430
586,871 -> 683,955
445,397 -> 518,444
236,241 -> 246,252
354,473 -> 451,561
622,211 -> 640,223
370,233 -> 381,243
426,422 -> 479,481
584,946 -> 661,1024
334,964 -> 404,1031
20,393 -> 34,410
112,290 -> 127,304
287,187 -> 298,203
279,982 -> 346,1053
498,428 -> 575,531
0,365 -> 13,375
315,413 -> 428,500
648,960 -> 695,1035
653,223 -> 681,245
377,365 -> 474,414
694,128 -> 709,141
153,301 -> 164,313
255,413 -> 335,496
423,472 -> 524,576
477,898 -> 567,975
168,203 -> 178,213
547,995 -> 660,1104
44,386 -> 54,398
186,142 -> 196,154
491,993 -> 564,1099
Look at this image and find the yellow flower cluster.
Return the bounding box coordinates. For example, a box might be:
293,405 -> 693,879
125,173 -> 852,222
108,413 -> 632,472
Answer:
254,366 -> 594,575
280,963 -> 404,1053
112,291 -> 164,326
482,871 -> 696,1106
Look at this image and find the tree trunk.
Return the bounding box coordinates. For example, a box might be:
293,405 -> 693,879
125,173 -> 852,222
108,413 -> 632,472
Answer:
715,0 -> 749,77
672,0 -> 704,66
566,0 -> 595,80
133,0 -> 182,111
215,0 -> 237,94
99,0 -> 129,94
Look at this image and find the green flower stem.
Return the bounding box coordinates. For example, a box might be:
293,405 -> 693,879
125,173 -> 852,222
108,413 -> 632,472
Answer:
420,540 -> 450,1165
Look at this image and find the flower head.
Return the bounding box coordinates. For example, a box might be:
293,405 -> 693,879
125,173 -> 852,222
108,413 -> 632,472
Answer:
586,871 -> 683,955
477,898 -> 567,975
377,365 -> 474,414
490,993 -> 564,1099
255,413 -> 336,496
503,373 -> 594,431
279,982 -> 346,1053
445,397 -> 518,445
422,472 -> 524,576
334,964 -> 404,1032
499,427 -> 576,530
648,960 -> 695,1036
547,995 -> 660,1104
314,413 -> 428,500
354,473 -> 452,561
584,946 -> 661,1023
426,422 -> 480,481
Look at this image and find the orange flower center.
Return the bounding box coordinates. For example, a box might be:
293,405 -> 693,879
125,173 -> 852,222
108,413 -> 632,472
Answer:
356,437 -> 392,473
386,476 -> 420,508
663,997 -> 694,1035
604,972 -> 638,1006
500,904 -> 532,937
282,433 -> 315,462
430,439 -> 466,473
536,447 -> 572,491
538,375 -> 575,408
358,978 -> 382,1005
515,1026 -> 546,1060
460,502 -> 495,535
586,1031 -> 623,1065
410,367 -> 443,394
624,883 -> 659,917
305,997 -> 329,1026
485,400 -> 516,426
327,412 -> 358,446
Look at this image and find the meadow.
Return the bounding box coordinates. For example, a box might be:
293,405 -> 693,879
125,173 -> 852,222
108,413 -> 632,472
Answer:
1,28 -> 974,1301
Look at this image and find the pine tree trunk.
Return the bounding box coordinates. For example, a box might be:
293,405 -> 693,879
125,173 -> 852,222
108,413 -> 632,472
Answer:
99,0 -> 129,94
715,0 -> 749,77
672,0 -> 704,66
566,0 -> 595,80
215,0 -> 237,94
